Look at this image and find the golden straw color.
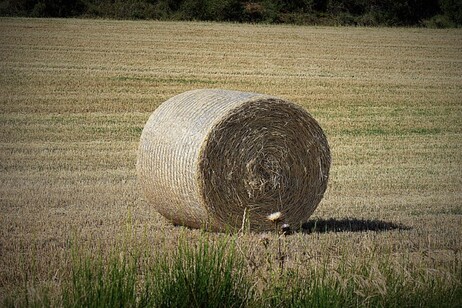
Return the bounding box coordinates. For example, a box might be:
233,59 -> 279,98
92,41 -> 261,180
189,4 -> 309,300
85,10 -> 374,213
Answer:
137,89 -> 331,231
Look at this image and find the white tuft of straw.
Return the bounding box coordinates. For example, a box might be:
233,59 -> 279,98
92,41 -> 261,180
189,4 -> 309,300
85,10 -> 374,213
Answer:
267,211 -> 282,222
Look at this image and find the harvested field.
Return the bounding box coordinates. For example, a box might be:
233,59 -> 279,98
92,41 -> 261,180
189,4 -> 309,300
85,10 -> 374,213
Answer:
0,18 -> 461,305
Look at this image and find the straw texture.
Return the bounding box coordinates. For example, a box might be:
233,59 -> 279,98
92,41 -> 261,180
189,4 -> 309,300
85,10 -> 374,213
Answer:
137,89 -> 330,231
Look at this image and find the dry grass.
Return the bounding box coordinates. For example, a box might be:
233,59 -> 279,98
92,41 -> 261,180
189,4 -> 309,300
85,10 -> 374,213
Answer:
0,17 -> 461,303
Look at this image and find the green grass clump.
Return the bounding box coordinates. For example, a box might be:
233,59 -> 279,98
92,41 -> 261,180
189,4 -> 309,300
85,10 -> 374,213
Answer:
142,237 -> 252,308
62,251 -> 138,307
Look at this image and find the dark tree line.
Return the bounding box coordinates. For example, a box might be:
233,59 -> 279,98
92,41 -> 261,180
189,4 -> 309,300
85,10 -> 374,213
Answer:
1,0 -> 461,27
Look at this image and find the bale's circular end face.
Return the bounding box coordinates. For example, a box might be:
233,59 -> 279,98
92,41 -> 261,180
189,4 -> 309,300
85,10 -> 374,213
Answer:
199,98 -> 330,231
137,89 -> 330,232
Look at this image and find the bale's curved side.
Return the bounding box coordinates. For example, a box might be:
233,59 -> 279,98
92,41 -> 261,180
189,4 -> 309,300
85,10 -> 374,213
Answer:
137,89 -> 330,231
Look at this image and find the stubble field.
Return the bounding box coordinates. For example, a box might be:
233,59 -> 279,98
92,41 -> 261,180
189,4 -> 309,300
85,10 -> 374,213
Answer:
0,18 -> 461,306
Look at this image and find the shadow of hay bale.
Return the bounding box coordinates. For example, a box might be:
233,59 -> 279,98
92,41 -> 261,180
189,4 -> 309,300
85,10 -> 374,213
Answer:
301,218 -> 410,234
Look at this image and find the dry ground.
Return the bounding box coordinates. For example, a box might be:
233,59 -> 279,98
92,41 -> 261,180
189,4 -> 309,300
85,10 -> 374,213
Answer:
0,18 -> 461,301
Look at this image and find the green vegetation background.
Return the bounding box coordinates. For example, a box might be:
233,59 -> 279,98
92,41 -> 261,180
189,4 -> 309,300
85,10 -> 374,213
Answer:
1,0 -> 461,28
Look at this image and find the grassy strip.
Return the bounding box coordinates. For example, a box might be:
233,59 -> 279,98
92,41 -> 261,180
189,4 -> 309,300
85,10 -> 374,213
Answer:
4,235 -> 462,307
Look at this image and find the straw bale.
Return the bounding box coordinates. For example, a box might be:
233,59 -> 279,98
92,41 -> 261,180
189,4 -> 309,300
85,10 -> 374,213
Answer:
137,89 -> 330,231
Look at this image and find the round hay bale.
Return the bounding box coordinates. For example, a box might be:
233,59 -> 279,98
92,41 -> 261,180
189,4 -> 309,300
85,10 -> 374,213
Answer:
137,89 -> 330,232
